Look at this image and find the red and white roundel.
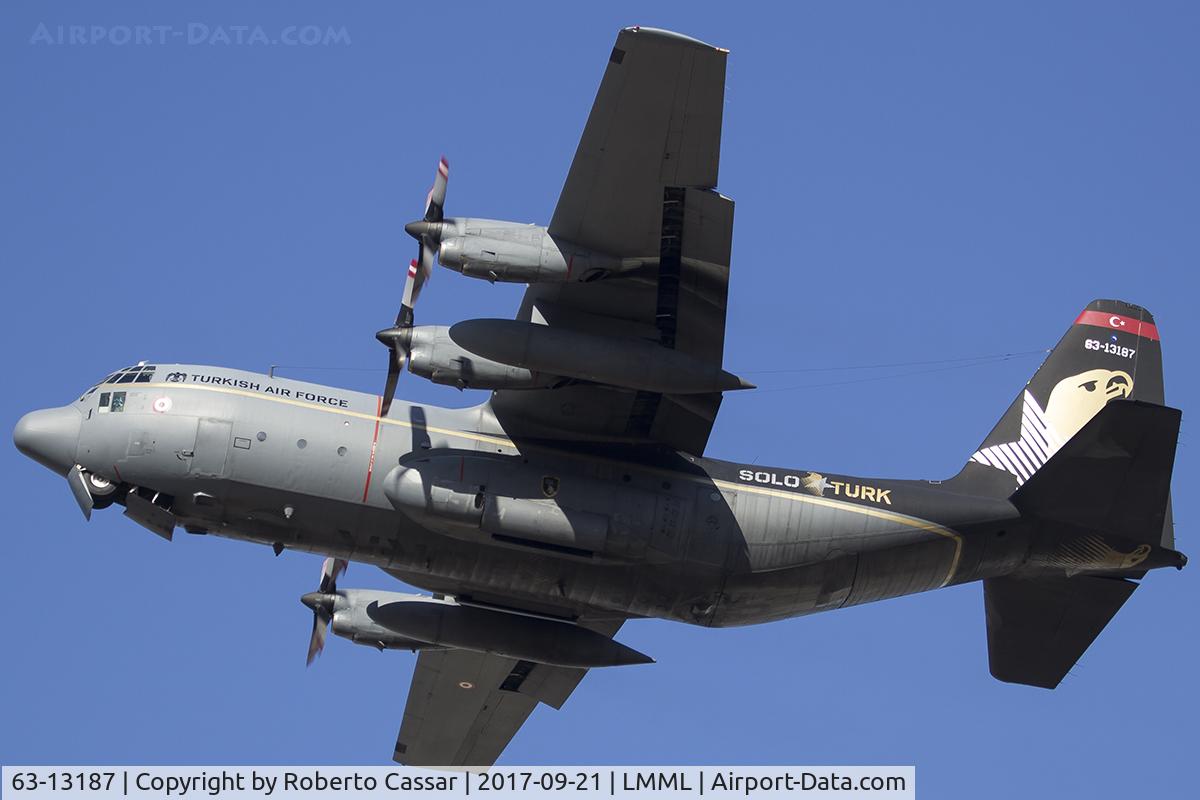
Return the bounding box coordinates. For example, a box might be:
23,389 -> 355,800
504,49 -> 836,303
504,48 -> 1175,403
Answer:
152,396 -> 172,414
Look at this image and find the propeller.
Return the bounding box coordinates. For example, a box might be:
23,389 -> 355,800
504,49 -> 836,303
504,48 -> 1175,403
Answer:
301,557 -> 347,666
376,157 -> 450,417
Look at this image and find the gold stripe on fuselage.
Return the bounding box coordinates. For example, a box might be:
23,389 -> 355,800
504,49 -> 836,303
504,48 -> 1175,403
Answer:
708,479 -> 962,587
138,381 -> 514,447
135,381 -> 963,586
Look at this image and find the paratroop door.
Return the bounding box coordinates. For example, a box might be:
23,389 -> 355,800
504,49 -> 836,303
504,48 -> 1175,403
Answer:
191,418 -> 232,478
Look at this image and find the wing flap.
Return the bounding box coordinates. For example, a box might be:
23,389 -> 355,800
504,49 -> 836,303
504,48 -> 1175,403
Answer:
676,189 -> 734,363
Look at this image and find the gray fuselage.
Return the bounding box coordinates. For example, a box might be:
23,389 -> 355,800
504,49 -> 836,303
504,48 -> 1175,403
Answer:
61,364 -> 1025,627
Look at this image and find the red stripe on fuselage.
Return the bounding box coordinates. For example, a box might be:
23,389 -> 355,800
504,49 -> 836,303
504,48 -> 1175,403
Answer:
361,396 -> 383,503
1075,310 -> 1160,341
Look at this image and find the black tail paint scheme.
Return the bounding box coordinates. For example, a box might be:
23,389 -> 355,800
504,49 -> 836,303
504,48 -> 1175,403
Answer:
956,300 -> 1183,689
952,298 -> 1165,501
1011,401 -> 1179,550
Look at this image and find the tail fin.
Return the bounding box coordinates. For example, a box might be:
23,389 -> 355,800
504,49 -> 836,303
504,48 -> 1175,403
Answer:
951,299 -> 1164,499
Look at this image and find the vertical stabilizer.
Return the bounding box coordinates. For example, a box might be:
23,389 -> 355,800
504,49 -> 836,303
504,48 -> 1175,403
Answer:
951,300 -> 1164,512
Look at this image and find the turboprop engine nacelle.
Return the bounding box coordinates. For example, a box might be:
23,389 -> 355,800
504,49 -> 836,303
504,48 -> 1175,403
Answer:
402,325 -> 560,390
300,588 -> 444,652
425,218 -> 630,283
449,319 -> 755,395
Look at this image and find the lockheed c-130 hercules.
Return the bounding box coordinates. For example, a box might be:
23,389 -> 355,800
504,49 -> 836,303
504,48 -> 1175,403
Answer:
13,27 -> 1186,765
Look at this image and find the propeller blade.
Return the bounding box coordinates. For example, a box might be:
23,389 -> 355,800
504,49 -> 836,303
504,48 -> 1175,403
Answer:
302,559 -> 346,666
318,557 -> 348,593
414,241 -> 435,303
380,350 -> 402,418
395,259 -> 419,327
305,610 -> 328,666
377,325 -> 414,418
375,157 -> 449,416
423,157 -> 449,223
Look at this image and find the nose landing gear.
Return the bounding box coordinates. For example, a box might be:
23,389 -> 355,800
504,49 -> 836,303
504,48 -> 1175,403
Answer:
82,470 -> 121,509
76,472 -> 176,542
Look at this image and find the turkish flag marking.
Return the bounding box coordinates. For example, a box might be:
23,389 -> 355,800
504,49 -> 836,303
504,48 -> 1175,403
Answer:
1075,310 -> 1160,341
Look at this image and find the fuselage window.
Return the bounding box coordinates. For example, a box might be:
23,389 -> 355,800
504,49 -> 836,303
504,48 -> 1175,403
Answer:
110,392 -> 126,412
98,392 -> 110,408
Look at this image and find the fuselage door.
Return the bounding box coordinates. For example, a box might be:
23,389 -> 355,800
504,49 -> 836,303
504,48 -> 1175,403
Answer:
191,418 -> 232,478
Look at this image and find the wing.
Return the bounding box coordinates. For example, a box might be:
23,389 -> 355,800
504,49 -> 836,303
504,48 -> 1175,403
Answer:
392,619 -> 623,767
489,27 -> 735,456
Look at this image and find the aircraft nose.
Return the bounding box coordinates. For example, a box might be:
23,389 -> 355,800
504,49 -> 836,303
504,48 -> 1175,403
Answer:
13,406 -> 82,475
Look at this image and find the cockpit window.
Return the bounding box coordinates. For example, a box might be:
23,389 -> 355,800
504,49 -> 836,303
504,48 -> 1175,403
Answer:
81,374 -> 113,401
107,365 -> 158,384
80,365 -> 158,401
82,369 -> 157,402
97,391 -> 125,413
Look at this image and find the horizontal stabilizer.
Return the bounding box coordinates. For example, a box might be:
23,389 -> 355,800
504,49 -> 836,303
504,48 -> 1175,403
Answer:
1011,400 -> 1180,546
984,574 -> 1136,688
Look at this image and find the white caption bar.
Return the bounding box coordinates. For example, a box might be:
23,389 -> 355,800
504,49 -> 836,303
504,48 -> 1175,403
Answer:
4,767 -> 914,800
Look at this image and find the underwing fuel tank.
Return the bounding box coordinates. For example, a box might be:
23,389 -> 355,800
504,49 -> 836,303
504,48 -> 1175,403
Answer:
364,595 -> 653,668
382,453 -> 678,563
448,318 -> 754,395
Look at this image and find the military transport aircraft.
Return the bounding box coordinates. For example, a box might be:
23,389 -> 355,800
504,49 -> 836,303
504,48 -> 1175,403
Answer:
13,27 -> 1186,765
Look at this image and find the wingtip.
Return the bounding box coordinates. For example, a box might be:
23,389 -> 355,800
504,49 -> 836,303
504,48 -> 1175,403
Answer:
721,372 -> 756,391
621,26 -> 724,51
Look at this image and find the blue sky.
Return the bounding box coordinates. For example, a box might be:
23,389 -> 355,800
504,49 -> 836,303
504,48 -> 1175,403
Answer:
2,1 -> 1197,797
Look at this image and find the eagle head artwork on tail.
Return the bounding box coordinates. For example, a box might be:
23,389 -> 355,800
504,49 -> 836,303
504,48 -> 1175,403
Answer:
1043,368 -> 1133,443
970,367 -> 1135,486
